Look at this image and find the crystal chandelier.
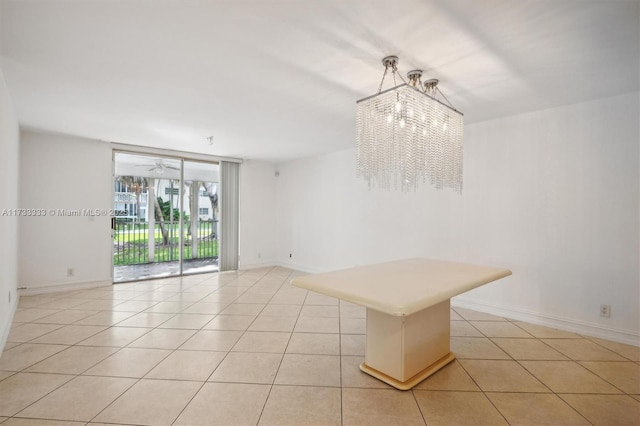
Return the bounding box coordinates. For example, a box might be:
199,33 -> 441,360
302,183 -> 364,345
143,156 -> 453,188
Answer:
356,56 -> 464,192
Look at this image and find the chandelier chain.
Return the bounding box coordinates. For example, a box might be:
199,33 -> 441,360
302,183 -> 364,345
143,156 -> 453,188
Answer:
379,60 -> 423,94
392,63 -> 409,87
377,65 -> 389,94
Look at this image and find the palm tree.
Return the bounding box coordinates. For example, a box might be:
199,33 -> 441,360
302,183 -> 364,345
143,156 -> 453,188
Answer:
150,178 -> 170,245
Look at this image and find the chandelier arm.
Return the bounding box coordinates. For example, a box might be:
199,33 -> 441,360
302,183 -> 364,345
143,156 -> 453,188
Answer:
398,73 -> 409,86
435,87 -> 458,111
377,66 -> 389,94
393,66 -> 410,87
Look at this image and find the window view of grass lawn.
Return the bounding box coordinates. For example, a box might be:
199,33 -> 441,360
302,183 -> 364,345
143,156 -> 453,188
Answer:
114,220 -> 218,265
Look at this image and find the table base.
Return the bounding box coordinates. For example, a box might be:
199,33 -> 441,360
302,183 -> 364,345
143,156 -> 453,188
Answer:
360,352 -> 456,390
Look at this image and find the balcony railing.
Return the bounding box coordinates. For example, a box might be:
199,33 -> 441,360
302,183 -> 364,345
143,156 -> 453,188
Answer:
113,220 -> 218,266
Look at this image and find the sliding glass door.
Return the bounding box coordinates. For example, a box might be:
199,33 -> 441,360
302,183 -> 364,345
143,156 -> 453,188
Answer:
112,152 -> 220,282
181,160 -> 220,275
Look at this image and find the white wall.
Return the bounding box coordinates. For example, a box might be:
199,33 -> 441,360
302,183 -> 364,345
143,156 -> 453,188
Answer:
19,131 -> 113,292
240,160 -> 277,268
18,130 -> 274,289
275,92 -> 640,345
0,68 -> 20,351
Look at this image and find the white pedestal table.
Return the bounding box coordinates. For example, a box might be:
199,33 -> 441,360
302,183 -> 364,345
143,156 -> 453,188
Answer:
291,258 -> 512,390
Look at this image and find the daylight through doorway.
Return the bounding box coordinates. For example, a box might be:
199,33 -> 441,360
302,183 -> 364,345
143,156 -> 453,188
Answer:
112,152 -> 220,282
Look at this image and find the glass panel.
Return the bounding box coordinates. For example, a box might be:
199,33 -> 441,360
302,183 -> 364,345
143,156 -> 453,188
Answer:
181,160 -> 220,275
113,152 -> 182,282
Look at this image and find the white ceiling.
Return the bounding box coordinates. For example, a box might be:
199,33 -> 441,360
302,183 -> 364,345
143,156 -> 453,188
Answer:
1,0 -> 638,162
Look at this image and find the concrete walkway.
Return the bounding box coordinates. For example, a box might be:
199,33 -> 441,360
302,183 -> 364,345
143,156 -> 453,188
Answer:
113,258 -> 219,282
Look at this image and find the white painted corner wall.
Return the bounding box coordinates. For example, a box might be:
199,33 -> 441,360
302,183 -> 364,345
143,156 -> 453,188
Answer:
0,67 -> 20,352
19,131 -> 113,292
274,93 -> 640,345
16,131 -> 276,292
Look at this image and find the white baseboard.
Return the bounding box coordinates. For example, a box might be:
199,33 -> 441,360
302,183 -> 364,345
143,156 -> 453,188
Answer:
272,261 -> 324,275
452,297 -> 640,347
0,292 -> 19,354
238,260 -> 278,271
18,279 -> 112,296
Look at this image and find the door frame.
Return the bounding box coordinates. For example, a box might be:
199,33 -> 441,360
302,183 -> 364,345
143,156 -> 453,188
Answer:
111,145 -> 241,283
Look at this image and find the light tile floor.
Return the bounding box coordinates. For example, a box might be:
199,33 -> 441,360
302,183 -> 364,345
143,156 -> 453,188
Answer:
1,266 -> 639,425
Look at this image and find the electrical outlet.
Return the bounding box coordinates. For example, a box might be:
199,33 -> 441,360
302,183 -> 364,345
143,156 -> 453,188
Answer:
600,304 -> 611,318
257,252 -> 262,259
67,268 -> 74,277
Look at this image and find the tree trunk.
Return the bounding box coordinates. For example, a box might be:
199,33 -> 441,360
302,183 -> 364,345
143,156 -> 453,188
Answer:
154,196 -> 169,245
135,192 -> 141,220
202,183 -> 218,238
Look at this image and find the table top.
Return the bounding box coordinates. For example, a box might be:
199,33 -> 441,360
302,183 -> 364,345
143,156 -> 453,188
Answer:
291,258 -> 512,316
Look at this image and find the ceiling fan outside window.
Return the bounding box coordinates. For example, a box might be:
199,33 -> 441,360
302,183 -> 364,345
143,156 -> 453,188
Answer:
136,160 -> 180,175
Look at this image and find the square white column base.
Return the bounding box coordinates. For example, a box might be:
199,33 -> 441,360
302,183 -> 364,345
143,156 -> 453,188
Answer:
360,300 -> 454,390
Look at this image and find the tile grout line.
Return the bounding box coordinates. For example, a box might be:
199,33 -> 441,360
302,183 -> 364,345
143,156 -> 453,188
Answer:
482,332 -> 601,426
454,351 -> 513,426
500,332 -> 637,397
92,267 -> 271,425
255,268 -> 304,426
81,285 -> 188,425
453,309 -> 574,425
7,273 -> 228,424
